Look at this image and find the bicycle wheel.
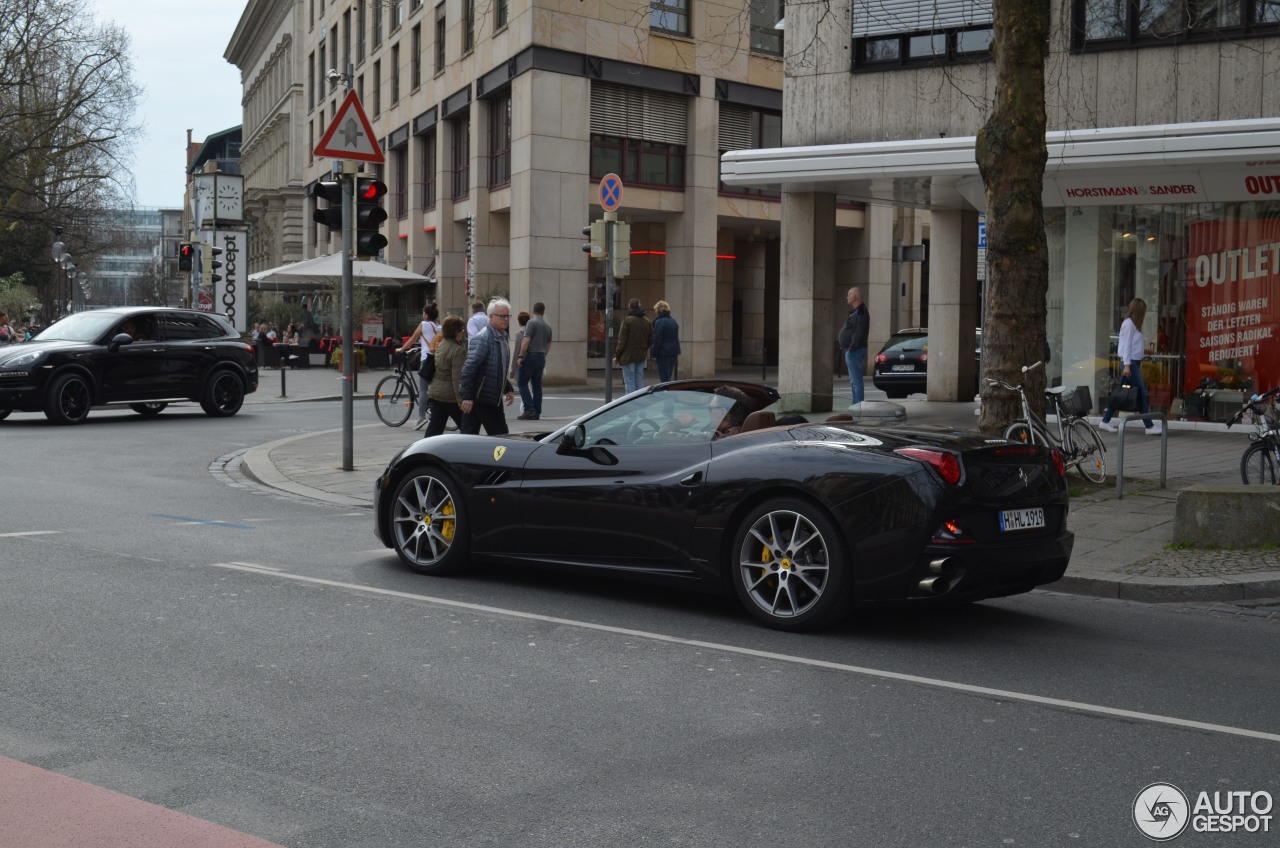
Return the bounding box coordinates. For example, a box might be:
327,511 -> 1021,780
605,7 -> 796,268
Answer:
1066,419 -> 1107,483
1003,422 -> 1033,445
375,375 -> 415,427
1240,441 -> 1280,484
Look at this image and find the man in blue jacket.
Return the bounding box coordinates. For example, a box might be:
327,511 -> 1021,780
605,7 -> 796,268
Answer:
837,286 -> 870,409
459,299 -> 516,435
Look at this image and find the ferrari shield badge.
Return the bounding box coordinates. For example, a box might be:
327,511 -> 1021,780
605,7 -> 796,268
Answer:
493,446 -> 506,462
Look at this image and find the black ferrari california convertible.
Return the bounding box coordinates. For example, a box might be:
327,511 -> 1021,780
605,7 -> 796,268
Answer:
373,380 -> 1073,631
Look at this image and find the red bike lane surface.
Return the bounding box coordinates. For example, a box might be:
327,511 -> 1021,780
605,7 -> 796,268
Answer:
0,755 -> 286,848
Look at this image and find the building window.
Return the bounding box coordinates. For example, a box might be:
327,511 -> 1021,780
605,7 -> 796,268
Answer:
464,0 -> 476,52
391,44 -> 401,103
496,0 -> 508,29
358,0 -> 366,63
650,0 -> 690,36
435,3 -> 447,71
342,9 -> 351,70
411,25 -> 422,89
373,60 -> 381,116
357,73 -> 364,103
394,147 -> 408,219
589,83 -> 688,189
750,0 -> 783,55
851,1 -> 993,69
393,1 -> 404,30
1073,0 -> 1280,47
308,51 -> 316,109
451,115 -> 470,200
718,103 -> 781,197
374,1 -> 383,46
489,93 -> 512,187
319,42 -> 327,92
421,130 -> 437,210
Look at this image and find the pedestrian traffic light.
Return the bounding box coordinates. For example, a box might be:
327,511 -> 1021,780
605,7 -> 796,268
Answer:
582,220 -> 607,259
178,242 -> 194,272
202,243 -> 224,285
309,179 -> 344,235
612,221 -> 631,278
354,176 -> 388,257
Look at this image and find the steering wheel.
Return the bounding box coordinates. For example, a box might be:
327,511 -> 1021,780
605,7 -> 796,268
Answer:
626,418 -> 660,443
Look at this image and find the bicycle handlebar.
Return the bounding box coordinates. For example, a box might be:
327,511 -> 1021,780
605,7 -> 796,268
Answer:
1021,361 -> 1044,374
1226,386 -> 1279,428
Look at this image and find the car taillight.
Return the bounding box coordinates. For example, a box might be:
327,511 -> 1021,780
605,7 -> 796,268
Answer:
895,447 -> 963,485
1050,448 -> 1066,478
876,353 -> 888,364
931,517 -> 974,544
919,352 -> 928,362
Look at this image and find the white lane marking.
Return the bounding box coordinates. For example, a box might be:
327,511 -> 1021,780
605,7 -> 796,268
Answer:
218,562 -> 283,572
0,531 -> 61,538
207,563 -> 1280,744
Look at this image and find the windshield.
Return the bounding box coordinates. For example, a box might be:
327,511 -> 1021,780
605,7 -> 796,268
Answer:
33,312 -> 121,343
580,389 -> 741,446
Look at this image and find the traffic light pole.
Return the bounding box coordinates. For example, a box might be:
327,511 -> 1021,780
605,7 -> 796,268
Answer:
603,212 -> 617,403
340,161 -> 356,472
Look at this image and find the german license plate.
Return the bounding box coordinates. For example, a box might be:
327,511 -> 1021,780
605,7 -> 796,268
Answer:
891,364 -> 915,372
999,507 -> 1045,532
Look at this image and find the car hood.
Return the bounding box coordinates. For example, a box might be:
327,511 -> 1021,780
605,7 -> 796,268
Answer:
0,340 -> 80,363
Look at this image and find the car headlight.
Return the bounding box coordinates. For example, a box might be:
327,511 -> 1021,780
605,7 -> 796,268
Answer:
2,350 -> 44,368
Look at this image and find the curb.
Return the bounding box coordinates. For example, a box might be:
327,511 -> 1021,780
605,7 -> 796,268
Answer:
240,429 -> 373,508
1053,572 -> 1280,603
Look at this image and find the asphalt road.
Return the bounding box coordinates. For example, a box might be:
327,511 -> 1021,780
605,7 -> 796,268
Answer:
2,401 -> 1278,847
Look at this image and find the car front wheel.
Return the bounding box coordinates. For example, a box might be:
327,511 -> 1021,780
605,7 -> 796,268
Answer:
390,467 -> 470,575
201,370 -> 245,417
0,408 -> 10,421
730,498 -> 850,631
44,372 -> 92,425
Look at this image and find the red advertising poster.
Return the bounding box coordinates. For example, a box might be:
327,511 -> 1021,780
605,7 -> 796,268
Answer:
1184,218 -> 1280,395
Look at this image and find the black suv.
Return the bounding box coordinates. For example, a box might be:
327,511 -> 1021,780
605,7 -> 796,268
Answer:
0,308 -> 258,424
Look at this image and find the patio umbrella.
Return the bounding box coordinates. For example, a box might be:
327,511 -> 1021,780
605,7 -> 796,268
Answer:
248,253 -> 433,291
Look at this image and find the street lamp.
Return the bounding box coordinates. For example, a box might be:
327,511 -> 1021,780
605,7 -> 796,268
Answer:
59,254 -> 75,317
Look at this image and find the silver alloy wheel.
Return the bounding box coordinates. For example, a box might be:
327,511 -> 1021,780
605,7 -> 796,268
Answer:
736,508 -> 831,620
392,473 -> 460,571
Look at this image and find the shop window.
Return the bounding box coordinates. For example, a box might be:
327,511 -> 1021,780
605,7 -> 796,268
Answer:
1073,0 -> 1280,47
489,94 -> 512,188
650,0 -> 690,36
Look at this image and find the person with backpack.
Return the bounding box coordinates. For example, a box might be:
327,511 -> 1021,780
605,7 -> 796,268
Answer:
398,304 -> 441,429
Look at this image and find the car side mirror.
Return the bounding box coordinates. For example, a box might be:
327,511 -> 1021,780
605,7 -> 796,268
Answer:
108,333 -> 133,352
561,423 -> 587,451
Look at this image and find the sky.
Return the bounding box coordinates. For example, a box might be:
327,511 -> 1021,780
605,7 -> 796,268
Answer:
90,0 -> 246,209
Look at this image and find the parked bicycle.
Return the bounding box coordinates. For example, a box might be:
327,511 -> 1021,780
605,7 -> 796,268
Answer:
1226,386 -> 1280,484
987,361 -> 1108,483
374,352 -> 419,427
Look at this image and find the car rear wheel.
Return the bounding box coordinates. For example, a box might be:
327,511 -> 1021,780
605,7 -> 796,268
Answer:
130,402 -> 168,417
390,467 -> 470,574
730,498 -> 850,631
44,372 -> 92,425
201,370 -> 245,417
0,409 -> 10,421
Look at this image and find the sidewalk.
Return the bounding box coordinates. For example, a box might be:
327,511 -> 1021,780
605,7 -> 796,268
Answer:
237,364 -> 1280,605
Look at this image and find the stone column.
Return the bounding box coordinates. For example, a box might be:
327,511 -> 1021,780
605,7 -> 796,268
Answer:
778,190 -> 836,411
926,208 -> 980,400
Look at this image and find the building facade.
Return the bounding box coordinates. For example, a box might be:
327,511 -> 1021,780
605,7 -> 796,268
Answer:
228,0 -> 791,383
84,208 -> 186,309
724,0 -> 1280,419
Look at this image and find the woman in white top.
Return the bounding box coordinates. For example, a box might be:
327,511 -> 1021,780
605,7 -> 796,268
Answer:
1099,297 -> 1159,434
398,304 -> 440,429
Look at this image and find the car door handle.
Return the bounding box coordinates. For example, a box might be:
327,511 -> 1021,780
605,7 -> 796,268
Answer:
680,471 -> 703,486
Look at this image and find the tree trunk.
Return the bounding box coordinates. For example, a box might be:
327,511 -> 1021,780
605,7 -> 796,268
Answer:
975,0 -> 1050,434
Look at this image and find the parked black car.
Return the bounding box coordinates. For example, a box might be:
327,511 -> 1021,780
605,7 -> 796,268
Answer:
0,307 -> 258,425
873,328 -> 984,399
374,379 -> 1073,631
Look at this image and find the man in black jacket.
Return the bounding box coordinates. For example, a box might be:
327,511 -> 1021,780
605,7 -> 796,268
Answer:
838,286 -> 870,408
459,299 -> 516,435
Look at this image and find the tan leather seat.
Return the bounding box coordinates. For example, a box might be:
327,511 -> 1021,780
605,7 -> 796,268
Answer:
740,410 -> 777,432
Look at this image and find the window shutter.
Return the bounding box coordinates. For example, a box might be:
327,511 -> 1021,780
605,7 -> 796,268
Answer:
718,103 -> 752,151
591,83 -> 688,145
853,0 -> 993,38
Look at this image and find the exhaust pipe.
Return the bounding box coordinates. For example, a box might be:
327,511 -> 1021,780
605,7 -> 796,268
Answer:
929,557 -> 958,576
918,576 -> 950,594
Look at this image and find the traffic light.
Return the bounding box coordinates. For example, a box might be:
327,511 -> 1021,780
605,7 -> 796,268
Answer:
202,243 -> 224,285
354,176 -> 388,257
582,220 -> 607,259
612,221 -> 631,278
309,179 -> 343,235
178,242 -> 194,272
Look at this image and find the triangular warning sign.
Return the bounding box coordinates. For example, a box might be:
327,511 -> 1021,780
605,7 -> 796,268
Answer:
314,90 -> 384,163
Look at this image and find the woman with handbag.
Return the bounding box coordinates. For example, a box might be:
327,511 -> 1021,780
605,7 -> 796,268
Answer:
398,304 -> 441,430
1098,298 -> 1160,435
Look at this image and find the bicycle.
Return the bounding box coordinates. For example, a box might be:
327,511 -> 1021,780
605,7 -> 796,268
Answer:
986,361 -> 1108,483
374,351 -> 419,427
1226,386 -> 1280,484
